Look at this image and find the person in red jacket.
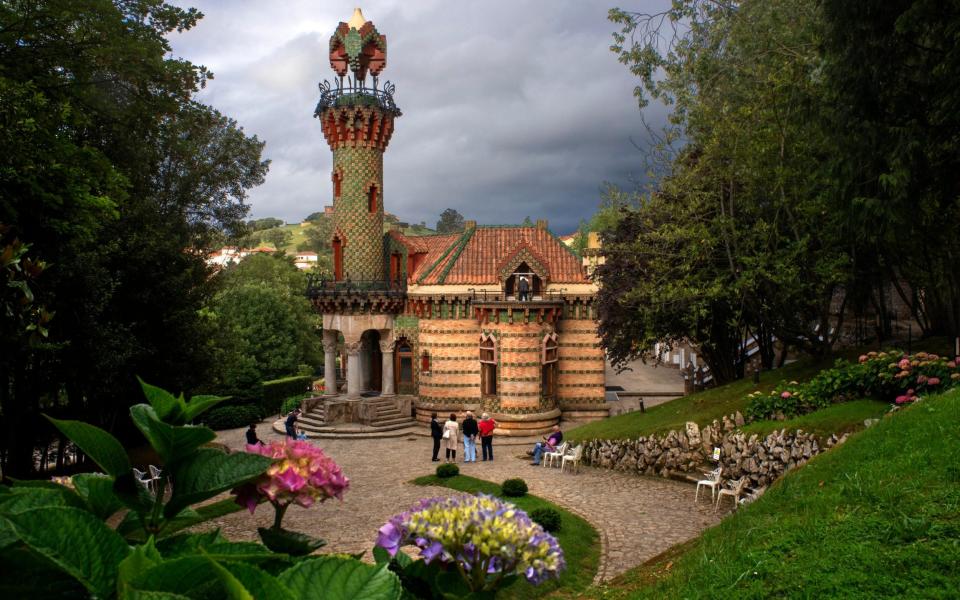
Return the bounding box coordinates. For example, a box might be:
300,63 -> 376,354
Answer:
478,412 -> 497,461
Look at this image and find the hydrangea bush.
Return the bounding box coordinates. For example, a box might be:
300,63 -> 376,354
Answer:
746,350 -> 960,420
376,493 -> 565,595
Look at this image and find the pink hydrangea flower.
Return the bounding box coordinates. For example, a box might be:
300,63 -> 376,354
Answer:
858,355 -> 868,363
927,377 -> 940,386
781,391 -> 792,399
898,358 -> 911,370
232,439 -> 349,516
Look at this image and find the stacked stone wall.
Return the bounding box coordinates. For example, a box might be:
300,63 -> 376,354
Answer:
583,412 -> 849,488
416,319 -> 480,419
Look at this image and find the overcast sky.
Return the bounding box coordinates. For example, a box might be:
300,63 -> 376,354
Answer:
168,1 -> 668,234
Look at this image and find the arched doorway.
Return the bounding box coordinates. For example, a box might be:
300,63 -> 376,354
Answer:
361,330 -> 382,393
395,337 -> 414,395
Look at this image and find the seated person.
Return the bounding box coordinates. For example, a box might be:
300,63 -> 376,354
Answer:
245,423 -> 262,446
530,425 -> 563,465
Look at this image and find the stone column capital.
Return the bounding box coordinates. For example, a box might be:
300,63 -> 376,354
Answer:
322,340 -> 339,354
379,339 -> 396,353
344,340 -> 363,355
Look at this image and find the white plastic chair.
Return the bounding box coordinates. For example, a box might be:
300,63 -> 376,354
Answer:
695,467 -> 723,504
561,444 -> 584,474
543,442 -> 569,468
133,467 -> 156,494
715,477 -> 748,511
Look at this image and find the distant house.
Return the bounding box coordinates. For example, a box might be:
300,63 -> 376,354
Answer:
294,251 -> 319,271
204,245 -> 277,269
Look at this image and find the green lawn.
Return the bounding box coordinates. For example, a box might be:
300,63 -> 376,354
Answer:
567,357 -> 835,442
740,399 -> 889,438
412,474 -> 600,599
584,389 -> 960,598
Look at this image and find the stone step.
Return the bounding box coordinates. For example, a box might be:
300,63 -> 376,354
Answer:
376,409 -> 403,418
298,419 -> 416,434
299,415 -> 326,427
370,416 -> 414,427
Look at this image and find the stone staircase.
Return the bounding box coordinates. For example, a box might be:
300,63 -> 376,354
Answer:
295,396 -> 418,438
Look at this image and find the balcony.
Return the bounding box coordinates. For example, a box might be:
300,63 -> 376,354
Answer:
314,78 -> 401,117
306,277 -> 406,315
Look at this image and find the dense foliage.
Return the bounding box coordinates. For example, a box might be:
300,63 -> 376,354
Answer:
596,0 -> 960,382
435,463 -> 460,478
201,404 -> 263,430
529,507 -> 562,533
435,208 -> 466,234
745,351 -> 960,420
0,0 -> 268,478
261,376 -> 314,416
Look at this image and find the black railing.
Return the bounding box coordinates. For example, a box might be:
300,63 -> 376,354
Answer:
306,276 -> 407,297
467,288 -> 568,303
314,77 -> 400,117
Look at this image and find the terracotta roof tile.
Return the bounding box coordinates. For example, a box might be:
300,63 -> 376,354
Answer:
409,227 -> 586,285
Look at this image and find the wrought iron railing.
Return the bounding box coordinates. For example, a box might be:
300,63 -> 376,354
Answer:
314,76 -> 400,117
467,288 -> 569,303
306,276 -> 407,297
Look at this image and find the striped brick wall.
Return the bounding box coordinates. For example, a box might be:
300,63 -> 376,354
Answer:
556,319 -> 606,409
416,320 -> 481,404
493,323 -> 546,411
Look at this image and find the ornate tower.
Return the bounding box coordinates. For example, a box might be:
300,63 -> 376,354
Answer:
315,7 -> 400,282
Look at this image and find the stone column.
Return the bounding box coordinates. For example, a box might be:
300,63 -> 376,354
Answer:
380,339 -> 396,397
360,338 -> 372,391
322,329 -> 338,397
345,340 -> 363,399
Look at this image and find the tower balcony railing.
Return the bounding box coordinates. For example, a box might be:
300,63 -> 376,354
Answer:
306,275 -> 407,298
314,77 -> 401,117
467,289 -> 569,304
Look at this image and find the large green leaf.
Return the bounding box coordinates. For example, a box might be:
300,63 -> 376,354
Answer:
72,473 -> 124,520
257,526 -> 326,556
0,486 -> 86,514
279,556 -> 402,600
138,377 -> 183,423
0,545 -> 88,598
208,557 -> 254,600
164,449 -> 273,519
122,590 -> 193,600
130,404 -> 216,464
221,561 -> 295,600
45,416 -> 130,477
182,394 -> 227,423
154,530 -> 224,557
129,556 -> 218,595
6,506 -> 130,598
118,537 -> 162,595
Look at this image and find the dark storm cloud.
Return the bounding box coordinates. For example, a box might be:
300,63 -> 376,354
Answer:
170,1 -> 669,234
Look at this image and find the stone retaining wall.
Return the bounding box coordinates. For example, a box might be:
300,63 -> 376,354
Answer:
583,411 -> 849,488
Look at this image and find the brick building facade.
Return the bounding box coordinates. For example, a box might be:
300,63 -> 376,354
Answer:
308,10 -> 606,434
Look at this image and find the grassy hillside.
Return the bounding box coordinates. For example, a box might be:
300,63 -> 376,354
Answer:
586,389 -> 960,598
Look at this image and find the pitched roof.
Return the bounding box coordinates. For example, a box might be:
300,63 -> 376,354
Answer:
411,226 -> 587,285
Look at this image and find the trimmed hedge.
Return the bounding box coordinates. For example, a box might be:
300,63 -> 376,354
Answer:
280,395 -> 304,416
529,507 -> 562,532
261,376 -> 313,416
501,478 -> 528,497
202,404 -> 262,430
436,463 -> 460,478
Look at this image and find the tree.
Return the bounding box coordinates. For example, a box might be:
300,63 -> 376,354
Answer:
304,211 -> 325,222
0,0 -> 268,477
521,216 -> 534,227
435,208 -> 465,233
247,217 -> 284,231
262,228 -> 292,249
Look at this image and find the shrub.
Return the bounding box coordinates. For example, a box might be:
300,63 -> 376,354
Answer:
529,507 -> 562,532
436,463 -> 459,478
745,350 -> 960,421
261,375 -> 313,415
501,478 -> 528,497
203,403 -> 262,430
280,395 -> 305,416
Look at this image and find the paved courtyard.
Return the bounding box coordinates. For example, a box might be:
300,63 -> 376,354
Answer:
208,423 -> 723,583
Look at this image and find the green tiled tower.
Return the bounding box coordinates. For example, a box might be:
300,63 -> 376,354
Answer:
315,8 -> 400,282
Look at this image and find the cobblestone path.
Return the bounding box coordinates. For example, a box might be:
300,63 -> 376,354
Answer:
208,425 -> 722,583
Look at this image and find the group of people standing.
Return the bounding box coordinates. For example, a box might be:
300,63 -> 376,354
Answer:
431,411 -> 497,463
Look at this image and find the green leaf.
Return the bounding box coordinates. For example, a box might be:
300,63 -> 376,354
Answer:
0,544 -> 88,598
207,556 -> 255,600
130,556 -> 218,595
0,486 -> 86,514
73,473 -> 124,520
130,404 -> 216,465
154,530 -> 224,557
222,562 -> 295,600
6,507 -> 130,597
182,394 -> 227,422
372,544 -> 392,565
164,449 -> 273,519
118,537 -> 162,595
257,526 -> 326,556
45,416 -> 131,477
121,590 -> 193,600
279,556 -> 402,600
138,377 -> 184,423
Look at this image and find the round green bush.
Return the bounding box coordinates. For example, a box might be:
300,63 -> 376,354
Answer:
436,463 -> 460,478
501,478 -> 528,497
529,507 -> 562,533
202,404 -> 262,430
280,396 -> 304,416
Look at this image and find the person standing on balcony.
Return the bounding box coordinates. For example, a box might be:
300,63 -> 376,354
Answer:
462,411 -> 479,462
518,275 -> 530,301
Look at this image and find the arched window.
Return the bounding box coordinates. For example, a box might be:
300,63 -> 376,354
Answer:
542,332 -> 558,399
421,350 -> 431,374
506,262 -> 541,300
332,236 -> 343,280
368,184 -> 378,213
480,333 -> 497,396
333,171 -> 342,200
